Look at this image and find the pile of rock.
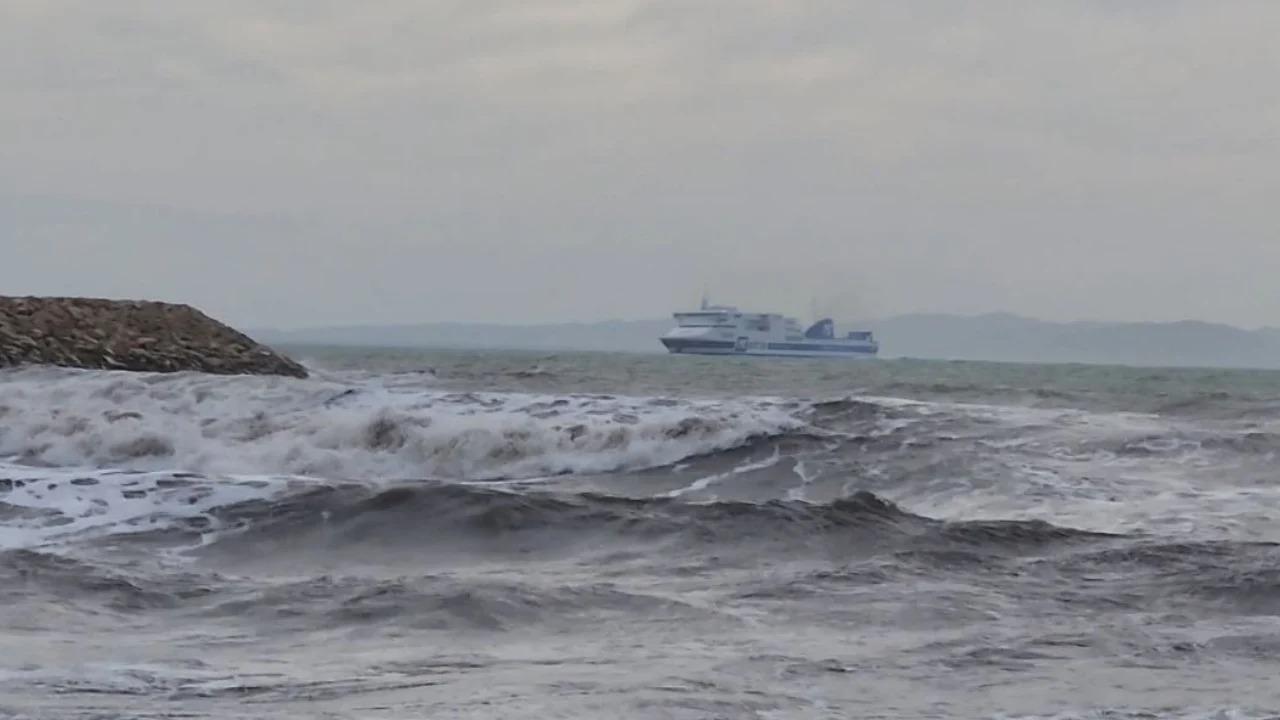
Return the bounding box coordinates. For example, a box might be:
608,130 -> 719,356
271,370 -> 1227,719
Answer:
0,296 -> 308,378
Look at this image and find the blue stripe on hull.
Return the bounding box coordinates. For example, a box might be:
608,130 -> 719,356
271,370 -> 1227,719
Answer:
661,337 -> 877,358
764,342 -> 876,354
670,349 -> 877,359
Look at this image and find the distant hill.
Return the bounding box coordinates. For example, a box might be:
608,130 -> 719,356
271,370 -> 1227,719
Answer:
251,313 -> 1280,369
863,313 -> 1280,368
253,319 -> 672,354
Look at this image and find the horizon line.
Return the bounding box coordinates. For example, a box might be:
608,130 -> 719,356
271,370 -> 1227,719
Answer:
249,311 -> 1279,334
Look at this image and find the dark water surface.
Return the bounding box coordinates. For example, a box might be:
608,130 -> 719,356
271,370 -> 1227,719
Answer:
3,348 -> 1280,718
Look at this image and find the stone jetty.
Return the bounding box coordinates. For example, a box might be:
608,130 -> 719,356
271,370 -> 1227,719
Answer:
0,296 -> 308,378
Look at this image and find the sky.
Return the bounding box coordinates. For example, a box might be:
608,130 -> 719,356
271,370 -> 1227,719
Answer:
2,1 -> 1279,329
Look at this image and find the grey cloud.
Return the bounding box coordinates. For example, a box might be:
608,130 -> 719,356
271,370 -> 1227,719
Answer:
1,1 -> 1278,327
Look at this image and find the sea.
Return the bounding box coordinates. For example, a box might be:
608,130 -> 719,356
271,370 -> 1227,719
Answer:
3,346 -> 1280,719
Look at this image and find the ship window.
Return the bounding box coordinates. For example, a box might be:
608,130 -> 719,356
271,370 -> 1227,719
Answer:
676,312 -> 729,327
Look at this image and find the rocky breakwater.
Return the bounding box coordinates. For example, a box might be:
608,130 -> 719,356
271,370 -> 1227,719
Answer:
0,296 -> 308,378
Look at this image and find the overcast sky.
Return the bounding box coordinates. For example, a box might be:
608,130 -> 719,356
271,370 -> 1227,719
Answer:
3,1 -> 1279,329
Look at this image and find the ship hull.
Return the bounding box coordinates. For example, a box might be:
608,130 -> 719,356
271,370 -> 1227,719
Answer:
660,337 -> 877,358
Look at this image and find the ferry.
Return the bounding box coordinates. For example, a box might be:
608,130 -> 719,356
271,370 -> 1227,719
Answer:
659,298 -> 879,358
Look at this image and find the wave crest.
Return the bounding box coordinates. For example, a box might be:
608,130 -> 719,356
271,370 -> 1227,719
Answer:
0,368 -> 808,482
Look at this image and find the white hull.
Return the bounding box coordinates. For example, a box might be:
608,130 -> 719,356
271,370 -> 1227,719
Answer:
666,344 -> 877,359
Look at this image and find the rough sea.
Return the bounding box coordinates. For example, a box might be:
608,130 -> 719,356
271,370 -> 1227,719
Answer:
3,347 -> 1280,719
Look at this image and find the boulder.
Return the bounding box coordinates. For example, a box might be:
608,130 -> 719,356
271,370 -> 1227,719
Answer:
0,296 -> 308,378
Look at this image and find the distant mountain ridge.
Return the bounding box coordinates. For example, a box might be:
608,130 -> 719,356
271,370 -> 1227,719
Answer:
251,313 -> 1280,370
253,319 -> 671,354
869,313 -> 1280,368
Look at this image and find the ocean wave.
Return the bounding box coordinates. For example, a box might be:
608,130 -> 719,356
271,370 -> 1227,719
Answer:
200,575 -> 727,632
10,474 -> 1280,629
6,366 -> 1279,559
1039,539 -> 1280,615
198,482 -> 1122,565
1043,427 -> 1280,460
1,456 -> 1118,557
0,549 -> 213,613
0,366 -> 809,482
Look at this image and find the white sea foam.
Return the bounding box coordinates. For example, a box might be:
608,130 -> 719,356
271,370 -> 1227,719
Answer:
0,366 -> 805,483
0,366 -> 812,550
5,366 -> 1279,550
0,463 -> 310,551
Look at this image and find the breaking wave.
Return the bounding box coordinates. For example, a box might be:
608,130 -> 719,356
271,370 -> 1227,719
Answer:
0,366 -> 808,482
3,364 -> 1279,555
6,357 -> 1280,716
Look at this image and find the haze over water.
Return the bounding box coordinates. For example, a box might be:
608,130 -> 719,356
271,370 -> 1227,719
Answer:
5,4 -> 1279,330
